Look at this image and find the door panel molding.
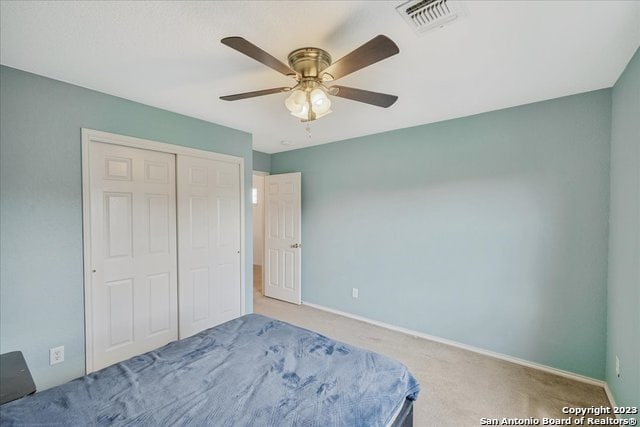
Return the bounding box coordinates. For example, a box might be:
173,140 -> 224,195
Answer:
82,129 -> 245,373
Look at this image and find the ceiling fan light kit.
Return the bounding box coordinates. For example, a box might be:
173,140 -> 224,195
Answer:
220,35 -> 400,123
285,87 -> 332,121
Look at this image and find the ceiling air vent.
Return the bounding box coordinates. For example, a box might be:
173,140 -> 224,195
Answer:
396,0 -> 465,35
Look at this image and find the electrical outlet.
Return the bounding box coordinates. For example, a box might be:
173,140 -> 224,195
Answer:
352,288 -> 359,298
616,355 -> 620,378
50,346 -> 64,365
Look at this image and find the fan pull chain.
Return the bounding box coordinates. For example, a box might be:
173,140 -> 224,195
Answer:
305,124 -> 312,139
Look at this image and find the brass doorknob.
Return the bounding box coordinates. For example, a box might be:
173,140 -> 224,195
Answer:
290,243 -> 302,248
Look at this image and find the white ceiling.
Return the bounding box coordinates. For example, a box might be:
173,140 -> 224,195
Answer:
1,1 -> 638,154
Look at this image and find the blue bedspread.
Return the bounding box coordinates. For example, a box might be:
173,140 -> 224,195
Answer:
0,314 -> 419,426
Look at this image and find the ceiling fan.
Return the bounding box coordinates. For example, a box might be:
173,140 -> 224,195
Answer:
220,35 -> 400,122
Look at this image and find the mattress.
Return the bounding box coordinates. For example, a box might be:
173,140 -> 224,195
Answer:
0,314 -> 420,426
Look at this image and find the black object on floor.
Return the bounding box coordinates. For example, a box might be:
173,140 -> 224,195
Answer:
391,398 -> 414,427
0,351 -> 36,405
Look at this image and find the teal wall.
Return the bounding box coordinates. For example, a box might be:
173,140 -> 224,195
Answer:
0,66 -> 254,390
272,89 -> 612,379
253,150 -> 271,173
607,48 -> 640,413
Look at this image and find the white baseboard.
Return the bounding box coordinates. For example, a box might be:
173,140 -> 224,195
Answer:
603,383 -> 620,417
302,300 -> 606,388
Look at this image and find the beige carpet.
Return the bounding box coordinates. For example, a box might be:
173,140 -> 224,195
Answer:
253,266 -> 613,426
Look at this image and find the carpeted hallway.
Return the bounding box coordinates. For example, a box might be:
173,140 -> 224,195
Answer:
252,265 -> 614,427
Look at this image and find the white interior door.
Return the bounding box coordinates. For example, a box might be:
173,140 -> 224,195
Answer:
177,155 -> 242,338
264,172 -> 302,304
89,142 -> 178,371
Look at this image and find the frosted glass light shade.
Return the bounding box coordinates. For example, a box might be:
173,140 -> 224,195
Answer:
285,90 -> 307,115
310,88 -> 331,114
291,102 -> 309,119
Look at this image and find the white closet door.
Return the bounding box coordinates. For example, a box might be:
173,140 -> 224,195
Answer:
89,142 -> 178,371
177,155 -> 242,339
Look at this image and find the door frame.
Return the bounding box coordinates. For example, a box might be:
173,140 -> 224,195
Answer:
252,170 -> 269,295
81,128 -> 246,373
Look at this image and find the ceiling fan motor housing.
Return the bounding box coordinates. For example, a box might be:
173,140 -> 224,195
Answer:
287,48 -> 332,78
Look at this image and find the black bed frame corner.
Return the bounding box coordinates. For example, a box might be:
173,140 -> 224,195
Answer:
390,398 -> 414,427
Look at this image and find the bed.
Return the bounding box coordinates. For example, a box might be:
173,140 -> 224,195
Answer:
0,314 -> 420,426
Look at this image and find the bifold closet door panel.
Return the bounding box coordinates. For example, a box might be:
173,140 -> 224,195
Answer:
177,155 -> 242,339
89,142 -> 178,371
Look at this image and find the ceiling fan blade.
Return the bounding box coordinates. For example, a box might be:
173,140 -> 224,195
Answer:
330,85 -> 398,108
220,87 -> 290,101
320,35 -> 399,81
221,37 -> 296,77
